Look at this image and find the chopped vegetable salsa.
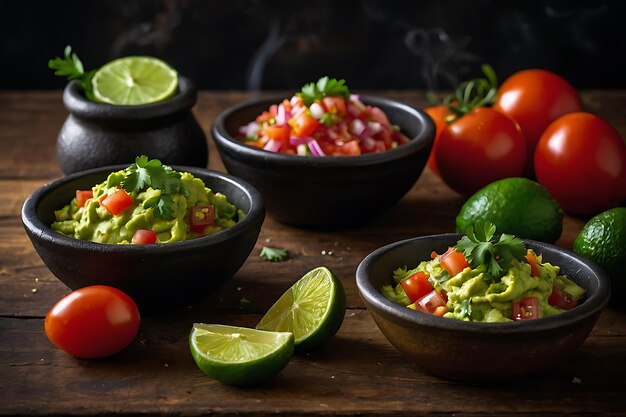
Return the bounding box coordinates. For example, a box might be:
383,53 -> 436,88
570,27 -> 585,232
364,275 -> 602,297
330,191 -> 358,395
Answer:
382,222 -> 586,322
238,77 -> 410,156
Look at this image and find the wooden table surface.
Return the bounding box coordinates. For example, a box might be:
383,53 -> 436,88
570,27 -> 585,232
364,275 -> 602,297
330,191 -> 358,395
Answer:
1,90 -> 625,417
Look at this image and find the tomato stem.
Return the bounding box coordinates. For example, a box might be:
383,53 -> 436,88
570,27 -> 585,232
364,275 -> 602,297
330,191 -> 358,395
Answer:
442,64 -> 498,123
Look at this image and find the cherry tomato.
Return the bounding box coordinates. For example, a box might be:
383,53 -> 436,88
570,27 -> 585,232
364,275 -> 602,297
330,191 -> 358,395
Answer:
400,271 -> 433,303
424,105 -> 450,177
434,107 -> 526,195
548,285 -> 578,310
494,69 -> 582,176
512,296 -> 540,320
45,285 -> 140,358
131,229 -> 157,244
432,247 -> 471,277
534,112 -> 626,216
75,190 -> 93,208
100,189 -> 133,215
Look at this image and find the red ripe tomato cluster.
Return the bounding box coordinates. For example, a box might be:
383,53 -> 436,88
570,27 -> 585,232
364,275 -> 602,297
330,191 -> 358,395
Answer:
428,68 -> 626,217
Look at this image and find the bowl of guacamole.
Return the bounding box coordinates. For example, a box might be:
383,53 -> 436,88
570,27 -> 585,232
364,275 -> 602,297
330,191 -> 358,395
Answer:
356,232 -> 610,381
22,161 -> 265,313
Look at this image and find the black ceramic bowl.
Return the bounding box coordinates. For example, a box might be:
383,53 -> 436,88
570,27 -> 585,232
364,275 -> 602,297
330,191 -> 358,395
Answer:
211,96 -> 434,228
356,233 -> 611,382
21,166 -> 264,313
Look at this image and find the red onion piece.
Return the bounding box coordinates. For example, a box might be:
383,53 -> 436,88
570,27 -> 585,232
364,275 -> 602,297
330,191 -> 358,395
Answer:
308,139 -> 326,157
263,139 -> 282,153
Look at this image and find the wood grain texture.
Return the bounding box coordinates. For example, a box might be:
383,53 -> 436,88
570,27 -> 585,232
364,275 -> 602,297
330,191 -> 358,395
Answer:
0,90 -> 625,416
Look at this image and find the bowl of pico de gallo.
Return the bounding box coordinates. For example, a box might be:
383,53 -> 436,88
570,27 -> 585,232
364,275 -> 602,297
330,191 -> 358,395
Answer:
211,77 -> 435,228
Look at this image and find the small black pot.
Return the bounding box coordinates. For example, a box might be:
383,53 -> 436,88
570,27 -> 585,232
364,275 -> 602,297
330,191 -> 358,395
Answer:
57,77 -> 208,174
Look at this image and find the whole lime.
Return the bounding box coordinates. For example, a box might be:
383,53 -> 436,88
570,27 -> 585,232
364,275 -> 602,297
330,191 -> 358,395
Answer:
573,207 -> 626,307
456,177 -> 564,243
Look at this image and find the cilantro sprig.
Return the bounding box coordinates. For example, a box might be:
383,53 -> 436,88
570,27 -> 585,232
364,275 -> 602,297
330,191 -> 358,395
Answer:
48,46 -> 95,100
122,155 -> 188,220
298,76 -> 350,107
455,221 -> 526,282
259,246 -> 289,262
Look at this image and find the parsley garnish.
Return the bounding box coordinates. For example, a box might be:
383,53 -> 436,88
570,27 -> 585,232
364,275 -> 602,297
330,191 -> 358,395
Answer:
455,221 -> 526,282
259,246 -> 289,262
460,299 -> 472,319
48,46 -> 95,100
298,76 -> 350,106
122,155 -> 188,220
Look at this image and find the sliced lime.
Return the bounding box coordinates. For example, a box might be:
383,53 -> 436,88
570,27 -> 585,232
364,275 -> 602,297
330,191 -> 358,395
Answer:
189,323 -> 293,386
256,266 -> 346,350
91,56 -> 178,105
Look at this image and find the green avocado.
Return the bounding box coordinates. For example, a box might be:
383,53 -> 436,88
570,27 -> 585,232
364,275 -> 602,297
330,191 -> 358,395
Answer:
51,170 -> 243,244
384,251 -> 585,323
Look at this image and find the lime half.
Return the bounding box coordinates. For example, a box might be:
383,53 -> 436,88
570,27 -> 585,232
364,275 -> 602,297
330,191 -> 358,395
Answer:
189,324 -> 294,386
91,56 -> 178,105
256,266 -> 346,350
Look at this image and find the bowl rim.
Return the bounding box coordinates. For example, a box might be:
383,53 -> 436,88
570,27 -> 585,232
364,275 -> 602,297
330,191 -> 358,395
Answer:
355,233 -> 611,334
21,165 -> 265,253
211,94 -> 435,168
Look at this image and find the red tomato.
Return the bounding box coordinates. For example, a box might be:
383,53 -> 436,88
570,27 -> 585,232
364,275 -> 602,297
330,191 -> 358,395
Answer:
100,189 -> 133,215
264,124 -> 291,142
494,69 -> 582,176
433,247 -> 471,277
400,271 -> 433,303
290,111 -> 319,138
75,190 -> 93,208
548,285 -> 578,310
189,205 -> 215,234
415,290 -> 447,314
434,107 -> 526,195
131,229 -> 157,244
44,285 -> 140,358
524,250 -> 539,277
512,296 -> 540,320
424,105 -> 450,177
322,97 -> 347,116
337,140 -> 362,156
534,112 -> 626,216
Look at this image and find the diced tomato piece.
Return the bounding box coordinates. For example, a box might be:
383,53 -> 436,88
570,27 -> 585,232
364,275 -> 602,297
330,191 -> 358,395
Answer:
524,250 -> 540,277
377,128 -> 393,147
322,97 -> 347,116
256,111 -> 275,124
548,285 -> 578,310
189,205 -> 215,234
131,229 -> 157,244
75,190 -> 93,208
433,247 -> 471,277
433,306 -> 448,317
400,271 -> 433,303
415,290 -> 447,315
337,140 -> 361,156
512,296 -> 541,320
100,189 -> 133,215
372,140 -> 387,153
269,104 -> 278,115
369,106 -> 391,125
281,99 -> 292,112
290,111 -> 319,138
264,124 -> 291,142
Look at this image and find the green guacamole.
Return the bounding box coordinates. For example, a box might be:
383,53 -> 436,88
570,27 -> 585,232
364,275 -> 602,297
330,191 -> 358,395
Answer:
52,170 -> 243,244
382,250 -> 586,323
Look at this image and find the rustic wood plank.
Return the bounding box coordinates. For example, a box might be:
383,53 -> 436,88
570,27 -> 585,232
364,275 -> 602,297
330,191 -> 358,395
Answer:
0,312 -> 624,416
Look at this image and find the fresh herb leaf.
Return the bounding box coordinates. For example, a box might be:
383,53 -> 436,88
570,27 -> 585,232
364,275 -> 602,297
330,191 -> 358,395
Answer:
298,76 -> 350,106
460,299 -> 472,319
48,46 -> 95,100
259,246 -> 289,262
122,155 -> 187,220
320,112 -> 335,126
455,221 -> 526,282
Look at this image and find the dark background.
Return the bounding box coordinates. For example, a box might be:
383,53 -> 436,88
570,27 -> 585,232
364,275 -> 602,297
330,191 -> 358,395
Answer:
1,0 -> 624,91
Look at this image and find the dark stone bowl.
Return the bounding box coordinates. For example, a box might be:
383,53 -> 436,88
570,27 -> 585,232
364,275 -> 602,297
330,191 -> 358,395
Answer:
21,166 -> 265,314
211,96 -> 434,228
57,76 -> 208,174
356,233 -> 611,382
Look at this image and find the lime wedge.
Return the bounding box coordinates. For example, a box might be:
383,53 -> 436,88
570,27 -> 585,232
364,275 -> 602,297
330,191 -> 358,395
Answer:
189,324 -> 294,386
91,56 -> 178,105
256,266 -> 346,350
